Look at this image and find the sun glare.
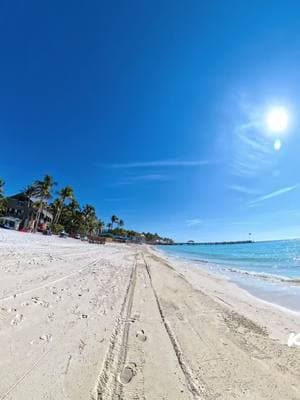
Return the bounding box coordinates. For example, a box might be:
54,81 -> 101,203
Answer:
266,107 -> 289,133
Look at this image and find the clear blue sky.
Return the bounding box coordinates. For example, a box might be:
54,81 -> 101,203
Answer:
1,1 -> 300,241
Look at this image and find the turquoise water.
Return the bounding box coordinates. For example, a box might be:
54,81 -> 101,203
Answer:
161,240 -> 300,311
162,240 -> 300,281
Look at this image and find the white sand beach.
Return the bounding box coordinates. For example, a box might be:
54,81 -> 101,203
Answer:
0,229 -> 300,399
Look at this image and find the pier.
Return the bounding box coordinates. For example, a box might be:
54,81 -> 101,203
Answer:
160,240 -> 253,246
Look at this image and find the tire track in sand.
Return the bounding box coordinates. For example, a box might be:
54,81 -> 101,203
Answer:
93,255 -> 137,399
94,253 -> 205,400
0,349 -> 52,400
143,254 -> 205,400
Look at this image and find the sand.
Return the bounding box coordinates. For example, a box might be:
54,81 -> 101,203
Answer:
0,229 -> 299,399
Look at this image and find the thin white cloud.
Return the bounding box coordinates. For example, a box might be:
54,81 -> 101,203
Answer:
102,159 -> 212,168
229,185 -> 259,195
231,126 -> 274,177
115,174 -> 170,185
248,185 -> 298,206
186,218 -> 203,227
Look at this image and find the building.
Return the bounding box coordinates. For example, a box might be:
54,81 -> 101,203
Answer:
6,192 -> 53,230
0,216 -> 21,230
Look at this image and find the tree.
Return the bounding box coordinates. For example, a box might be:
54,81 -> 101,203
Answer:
0,176 -> 173,242
0,179 -> 7,216
66,199 -> 80,214
111,215 -> 119,229
50,198 -> 62,223
22,185 -> 36,228
32,175 -> 56,232
59,199 -> 81,234
97,219 -> 105,235
81,204 -> 98,235
0,179 -> 4,196
23,185 -> 36,201
53,186 -> 74,225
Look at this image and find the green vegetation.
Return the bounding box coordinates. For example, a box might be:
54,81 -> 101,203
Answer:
0,174 -> 173,243
53,186 -> 74,225
0,179 -> 7,216
103,228 -> 173,244
31,175 -> 57,232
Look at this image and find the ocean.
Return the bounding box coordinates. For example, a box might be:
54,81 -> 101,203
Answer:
161,240 -> 300,312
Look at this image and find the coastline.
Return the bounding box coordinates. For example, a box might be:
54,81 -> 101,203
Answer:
1,230 -> 300,399
156,245 -> 300,314
150,246 -> 300,343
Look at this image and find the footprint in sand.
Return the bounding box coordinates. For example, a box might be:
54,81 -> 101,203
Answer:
47,312 -> 55,321
136,329 -> 147,342
119,362 -> 137,384
31,297 -> 50,308
11,313 -> 23,326
39,334 -> 52,342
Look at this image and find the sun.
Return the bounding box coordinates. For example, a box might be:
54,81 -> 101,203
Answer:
266,107 -> 289,133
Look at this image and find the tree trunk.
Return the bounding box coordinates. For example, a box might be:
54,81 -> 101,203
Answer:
34,198 -> 44,233
25,199 -> 31,229
54,207 -> 61,225
55,206 -> 63,225
54,197 -> 66,225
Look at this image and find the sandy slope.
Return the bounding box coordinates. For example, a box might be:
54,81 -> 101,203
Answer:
0,230 -> 300,399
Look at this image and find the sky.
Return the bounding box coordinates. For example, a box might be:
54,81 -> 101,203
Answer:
1,1 -> 300,242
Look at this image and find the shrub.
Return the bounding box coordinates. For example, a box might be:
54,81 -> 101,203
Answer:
51,223 -> 64,234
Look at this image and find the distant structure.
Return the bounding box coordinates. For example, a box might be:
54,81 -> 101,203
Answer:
162,240 -> 254,246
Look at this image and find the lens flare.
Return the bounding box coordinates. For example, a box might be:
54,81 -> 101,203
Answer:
266,107 -> 289,133
273,139 -> 282,151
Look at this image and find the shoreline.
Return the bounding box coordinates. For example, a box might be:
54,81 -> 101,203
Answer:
156,245 -> 300,314
150,245 -> 300,342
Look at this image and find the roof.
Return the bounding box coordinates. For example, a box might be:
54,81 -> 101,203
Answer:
0,216 -> 21,222
9,192 -> 31,201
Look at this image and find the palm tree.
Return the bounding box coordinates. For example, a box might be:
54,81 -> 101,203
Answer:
51,198 -> 62,220
32,175 -> 56,232
0,179 -> 7,216
107,222 -> 113,231
97,219 -> 105,235
23,185 -> 35,200
67,199 -> 80,214
0,179 -> 4,196
111,215 -> 119,229
22,185 -> 36,229
53,186 -> 74,224
119,219 -> 124,228
82,204 -> 96,218
81,204 -> 97,235
59,199 -> 81,234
